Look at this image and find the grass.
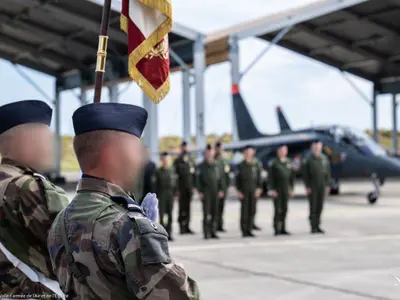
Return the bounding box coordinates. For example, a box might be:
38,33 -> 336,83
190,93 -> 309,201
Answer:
60,131 -> 400,172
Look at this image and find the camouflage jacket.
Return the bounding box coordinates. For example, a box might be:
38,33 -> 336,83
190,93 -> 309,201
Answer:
47,176 -> 200,300
0,158 -> 69,297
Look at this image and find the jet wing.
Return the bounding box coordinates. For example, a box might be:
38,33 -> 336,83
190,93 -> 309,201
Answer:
223,132 -> 320,151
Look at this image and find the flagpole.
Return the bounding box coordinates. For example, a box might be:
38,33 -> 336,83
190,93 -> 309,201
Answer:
93,0 -> 113,103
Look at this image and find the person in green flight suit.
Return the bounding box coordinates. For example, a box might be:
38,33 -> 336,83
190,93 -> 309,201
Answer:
174,141 -> 195,235
132,144 -> 145,203
268,144 -> 295,236
197,144 -> 223,240
214,141 -> 231,232
155,152 -> 176,241
236,145 -> 262,238
252,155 -> 263,231
303,140 -> 332,234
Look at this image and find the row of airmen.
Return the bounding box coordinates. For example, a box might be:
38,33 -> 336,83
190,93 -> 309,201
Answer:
136,138 -> 331,240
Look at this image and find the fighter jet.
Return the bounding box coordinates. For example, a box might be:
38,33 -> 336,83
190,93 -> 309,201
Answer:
225,90 -> 400,204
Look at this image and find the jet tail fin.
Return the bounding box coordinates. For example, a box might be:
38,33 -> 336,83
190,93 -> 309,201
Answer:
276,106 -> 292,132
232,85 -> 263,140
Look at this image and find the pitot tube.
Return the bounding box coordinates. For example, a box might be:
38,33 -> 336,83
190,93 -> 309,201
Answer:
141,193 -> 159,222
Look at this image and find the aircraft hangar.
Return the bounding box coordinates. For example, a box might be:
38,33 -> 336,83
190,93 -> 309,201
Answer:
0,0 -> 399,180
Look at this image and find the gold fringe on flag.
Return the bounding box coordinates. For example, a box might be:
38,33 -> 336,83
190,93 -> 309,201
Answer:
121,0 -> 172,104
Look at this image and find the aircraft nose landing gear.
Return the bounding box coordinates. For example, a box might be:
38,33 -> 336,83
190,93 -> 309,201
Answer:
367,173 -> 380,205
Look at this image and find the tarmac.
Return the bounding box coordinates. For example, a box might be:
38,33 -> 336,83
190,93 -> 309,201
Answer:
66,179 -> 400,299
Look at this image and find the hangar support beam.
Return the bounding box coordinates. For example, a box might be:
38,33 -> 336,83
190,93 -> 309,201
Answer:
392,94 -> 398,154
182,70 -> 192,145
229,34 -> 240,142
194,33 -> 206,153
54,82 -> 62,179
143,94 -> 159,164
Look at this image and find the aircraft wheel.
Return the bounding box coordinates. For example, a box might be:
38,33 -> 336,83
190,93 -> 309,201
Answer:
329,187 -> 339,195
367,192 -> 378,205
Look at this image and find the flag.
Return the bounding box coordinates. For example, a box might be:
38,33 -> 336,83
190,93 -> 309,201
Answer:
121,0 -> 172,104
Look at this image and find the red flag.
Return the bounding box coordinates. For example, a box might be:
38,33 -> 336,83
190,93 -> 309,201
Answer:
121,0 -> 172,104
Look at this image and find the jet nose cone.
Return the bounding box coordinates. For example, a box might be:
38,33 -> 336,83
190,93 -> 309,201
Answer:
378,156 -> 400,177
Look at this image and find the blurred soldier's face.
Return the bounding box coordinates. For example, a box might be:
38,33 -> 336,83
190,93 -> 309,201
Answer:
161,155 -> 169,166
205,149 -> 214,162
115,133 -> 143,190
311,142 -> 323,156
277,145 -> 288,159
244,148 -> 254,162
181,145 -> 188,154
215,146 -> 223,156
1,124 -> 54,172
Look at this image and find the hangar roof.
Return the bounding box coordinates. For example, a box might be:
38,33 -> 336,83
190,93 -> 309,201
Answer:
2,0 -> 398,91
0,0 -> 226,90
208,0 -> 400,82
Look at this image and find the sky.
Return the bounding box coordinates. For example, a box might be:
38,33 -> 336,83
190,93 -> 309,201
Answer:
0,0 -> 397,137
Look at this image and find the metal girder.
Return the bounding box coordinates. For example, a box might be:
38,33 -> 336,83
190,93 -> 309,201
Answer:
0,33 -> 81,69
316,7 -> 400,36
0,50 -> 58,76
0,12 -> 94,56
233,0 -> 367,40
298,23 -> 392,65
308,35 -> 386,56
12,0 -> 127,44
278,38 -> 373,80
329,9 -> 400,39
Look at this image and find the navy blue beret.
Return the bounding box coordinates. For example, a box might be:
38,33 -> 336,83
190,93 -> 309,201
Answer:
0,100 -> 52,134
181,141 -> 187,147
215,141 -> 222,148
205,144 -> 212,151
72,103 -> 148,137
161,152 -> 168,156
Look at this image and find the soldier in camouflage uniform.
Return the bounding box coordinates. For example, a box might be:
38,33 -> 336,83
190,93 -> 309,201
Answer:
268,144 -> 295,236
0,100 -> 68,298
197,145 -> 223,240
155,152 -> 176,241
47,103 -> 200,300
173,141 -> 195,235
303,140 -> 332,234
235,145 -> 262,238
214,142 -> 230,232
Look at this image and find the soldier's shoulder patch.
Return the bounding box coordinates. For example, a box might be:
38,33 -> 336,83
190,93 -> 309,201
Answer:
128,214 -> 171,265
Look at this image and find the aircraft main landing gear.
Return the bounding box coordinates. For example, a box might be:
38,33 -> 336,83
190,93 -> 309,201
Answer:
329,178 -> 340,195
367,173 -> 380,205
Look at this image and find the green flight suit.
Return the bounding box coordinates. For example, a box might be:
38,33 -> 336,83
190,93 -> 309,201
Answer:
252,158 -> 263,226
214,155 -> 231,230
155,166 -> 176,236
133,166 -> 144,204
196,160 -> 222,237
174,154 -> 195,232
268,158 -> 295,233
303,154 -> 332,230
236,160 -> 262,235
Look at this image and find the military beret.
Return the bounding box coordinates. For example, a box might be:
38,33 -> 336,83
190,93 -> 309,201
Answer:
312,139 -> 322,144
72,103 -> 148,137
161,152 -> 168,156
205,144 -> 212,151
215,141 -> 222,148
181,141 -> 187,147
0,100 -> 52,134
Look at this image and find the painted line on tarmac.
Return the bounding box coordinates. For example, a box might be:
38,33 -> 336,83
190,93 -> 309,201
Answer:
170,233 -> 400,253
174,253 -> 395,300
